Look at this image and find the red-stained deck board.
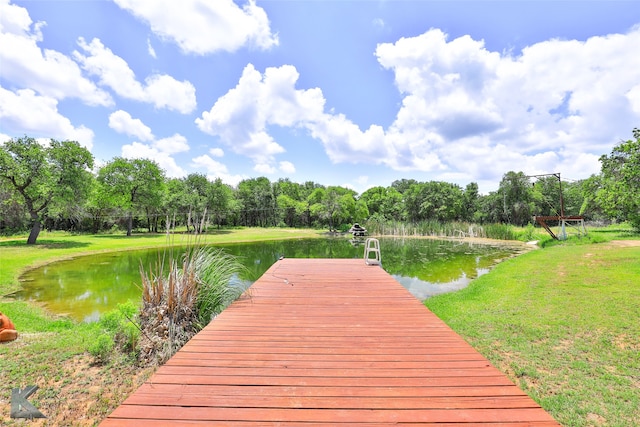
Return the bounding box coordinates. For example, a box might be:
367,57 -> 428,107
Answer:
101,258 -> 560,426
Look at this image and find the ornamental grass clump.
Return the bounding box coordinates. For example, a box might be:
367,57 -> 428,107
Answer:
138,246 -> 245,366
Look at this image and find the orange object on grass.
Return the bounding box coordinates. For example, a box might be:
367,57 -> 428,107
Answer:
0,311 -> 18,342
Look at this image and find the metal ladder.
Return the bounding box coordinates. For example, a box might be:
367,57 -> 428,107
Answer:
364,238 -> 381,266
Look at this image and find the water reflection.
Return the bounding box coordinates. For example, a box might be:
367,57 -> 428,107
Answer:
17,237 -> 522,322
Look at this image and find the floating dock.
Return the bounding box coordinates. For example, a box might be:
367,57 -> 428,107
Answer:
101,258 -> 560,426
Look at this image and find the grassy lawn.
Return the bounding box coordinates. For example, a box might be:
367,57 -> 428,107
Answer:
0,227 -> 323,425
426,230 -> 640,426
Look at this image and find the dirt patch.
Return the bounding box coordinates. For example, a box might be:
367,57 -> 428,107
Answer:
1,354 -> 154,426
587,412 -> 607,425
606,240 -> 640,247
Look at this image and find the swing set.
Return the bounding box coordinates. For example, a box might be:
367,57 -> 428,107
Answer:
528,173 -> 586,240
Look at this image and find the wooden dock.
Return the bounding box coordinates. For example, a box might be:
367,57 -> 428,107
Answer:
101,258 -> 560,426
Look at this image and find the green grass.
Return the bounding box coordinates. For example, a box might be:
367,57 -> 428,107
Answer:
426,232 -> 640,426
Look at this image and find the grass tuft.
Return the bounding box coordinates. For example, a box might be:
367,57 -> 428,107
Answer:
137,245 -> 246,365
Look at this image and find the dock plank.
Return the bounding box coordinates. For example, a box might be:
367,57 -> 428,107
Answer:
101,258 -> 560,426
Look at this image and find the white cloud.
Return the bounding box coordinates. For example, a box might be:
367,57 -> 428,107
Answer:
121,141 -> 186,178
254,163 -> 276,174
307,114 -> 389,165
0,1 -> 112,106
191,154 -> 245,186
196,63 -> 387,171
627,84 -> 640,114
108,110 -> 154,142
0,86 -> 94,149
209,147 -> 224,157
153,133 -> 189,155
147,38 -> 156,58
191,154 -> 228,175
279,161 -> 296,174
372,18 -> 385,30
0,0 -> 35,36
356,176 -> 369,186
74,37 -> 196,113
144,74 -> 197,114
373,27 -> 640,187
116,126 -> 190,178
196,64 -> 319,167
113,0 -> 278,54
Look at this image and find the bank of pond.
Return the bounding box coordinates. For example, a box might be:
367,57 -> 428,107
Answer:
16,237 -> 526,322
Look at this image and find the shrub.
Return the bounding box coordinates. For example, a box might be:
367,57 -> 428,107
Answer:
137,246 -> 246,366
482,223 -> 516,240
97,301 -> 141,355
89,333 -> 114,364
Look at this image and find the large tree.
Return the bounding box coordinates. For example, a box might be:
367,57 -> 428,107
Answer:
498,171 -> 534,226
183,173 -> 211,233
308,186 -> 357,231
360,186 -> 404,221
237,177 -> 276,227
0,136 -> 94,244
97,157 -> 165,236
597,128 -> 640,231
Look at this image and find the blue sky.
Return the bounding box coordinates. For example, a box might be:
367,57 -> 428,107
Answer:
1,1 -> 639,194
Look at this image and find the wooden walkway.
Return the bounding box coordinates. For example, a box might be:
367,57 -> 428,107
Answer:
101,258 -> 560,426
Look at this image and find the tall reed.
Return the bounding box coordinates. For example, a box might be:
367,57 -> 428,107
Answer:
138,245 -> 246,365
364,219 -> 517,240
187,246 -> 247,327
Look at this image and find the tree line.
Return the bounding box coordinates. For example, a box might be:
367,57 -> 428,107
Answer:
1,129 -> 639,244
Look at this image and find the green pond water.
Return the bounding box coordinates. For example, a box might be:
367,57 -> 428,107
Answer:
17,237 -> 523,322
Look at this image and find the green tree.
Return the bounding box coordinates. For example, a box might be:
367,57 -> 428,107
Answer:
361,186 -> 405,221
85,178 -> 116,233
475,192 -> 503,224
462,182 -> 479,222
184,173 -> 211,233
209,178 -> 233,228
419,181 -> 464,222
403,181 -> 464,222
360,186 -> 386,217
391,178 -> 418,194
0,136 -> 94,244
597,128 -> 640,230
0,175 -> 28,232
274,178 -> 303,226
237,177 -> 276,226
163,177 -> 188,231
579,175 -> 607,221
277,194 -> 301,227
498,171 -> 533,226
403,182 -> 425,222
560,180 -> 585,218
306,186 -> 355,230
97,157 -> 165,236
354,198 -> 370,224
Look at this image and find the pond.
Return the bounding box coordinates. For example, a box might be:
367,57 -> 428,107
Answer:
17,237 -> 524,322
